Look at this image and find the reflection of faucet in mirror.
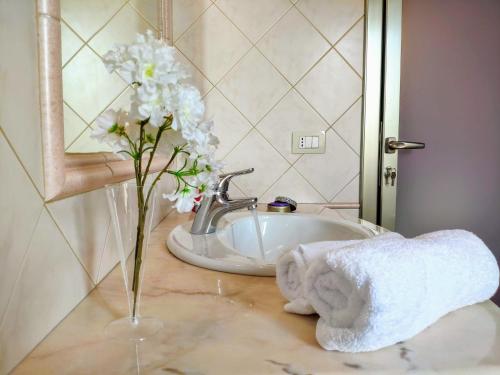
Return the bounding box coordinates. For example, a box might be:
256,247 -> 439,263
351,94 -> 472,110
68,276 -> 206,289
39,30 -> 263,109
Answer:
191,168 -> 258,235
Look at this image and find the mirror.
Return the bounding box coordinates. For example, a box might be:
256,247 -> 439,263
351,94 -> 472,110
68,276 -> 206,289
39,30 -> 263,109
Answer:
61,0 -> 165,153
37,0 -> 171,201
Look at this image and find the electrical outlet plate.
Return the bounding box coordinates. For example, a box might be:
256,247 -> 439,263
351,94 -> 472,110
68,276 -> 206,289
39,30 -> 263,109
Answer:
292,131 -> 326,154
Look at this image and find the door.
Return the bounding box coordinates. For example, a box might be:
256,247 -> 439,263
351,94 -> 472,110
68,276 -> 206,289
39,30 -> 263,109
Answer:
395,0 -> 500,252
371,0 -> 500,305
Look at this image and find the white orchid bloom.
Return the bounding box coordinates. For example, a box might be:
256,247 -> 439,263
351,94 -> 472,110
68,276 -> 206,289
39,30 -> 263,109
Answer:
91,109 -> 130,152
94,30 -> 224,213
163,186 -> 198,213
172,85 -> 204,132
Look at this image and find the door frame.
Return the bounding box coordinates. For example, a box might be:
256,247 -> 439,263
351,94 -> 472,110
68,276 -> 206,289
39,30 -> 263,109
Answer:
360,0 -> 403,229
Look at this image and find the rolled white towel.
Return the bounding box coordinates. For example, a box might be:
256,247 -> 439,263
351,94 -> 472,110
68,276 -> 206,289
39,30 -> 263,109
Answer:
304,229 -> 499,352
276,232 -> 403,314
277,240 -> 359,314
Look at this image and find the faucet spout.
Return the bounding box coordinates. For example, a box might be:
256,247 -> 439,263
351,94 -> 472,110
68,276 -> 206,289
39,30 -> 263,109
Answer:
190,169 -> 258,235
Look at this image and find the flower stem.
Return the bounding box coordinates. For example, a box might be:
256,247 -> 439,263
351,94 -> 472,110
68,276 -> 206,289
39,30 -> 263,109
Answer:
129,131 -> 180,320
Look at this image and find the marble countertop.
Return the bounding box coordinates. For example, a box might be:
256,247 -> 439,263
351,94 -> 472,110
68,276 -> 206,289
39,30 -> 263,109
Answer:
13,210 -> 500,374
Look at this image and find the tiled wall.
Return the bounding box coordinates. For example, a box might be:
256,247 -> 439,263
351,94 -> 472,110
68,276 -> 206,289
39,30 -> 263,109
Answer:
173,0 -> 365,204
66,0 -> 366,205
0,1 -> 173,373
61,0 -> 161,152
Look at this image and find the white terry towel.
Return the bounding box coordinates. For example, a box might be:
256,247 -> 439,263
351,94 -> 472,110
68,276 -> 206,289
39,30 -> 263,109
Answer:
277,240 -> 359,314
303,230 -> 500,352
276,232 -> 403,314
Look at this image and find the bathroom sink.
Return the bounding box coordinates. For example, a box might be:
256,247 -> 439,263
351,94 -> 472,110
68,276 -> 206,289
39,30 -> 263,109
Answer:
166,212 -> 381,276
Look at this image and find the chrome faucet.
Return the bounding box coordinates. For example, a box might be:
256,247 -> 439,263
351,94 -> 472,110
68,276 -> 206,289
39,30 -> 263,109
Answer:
190,168 -> 258,235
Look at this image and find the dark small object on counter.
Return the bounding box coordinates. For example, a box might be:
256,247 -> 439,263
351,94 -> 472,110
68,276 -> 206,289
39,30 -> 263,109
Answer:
267,201 -> 292,213
274,196 -> 297,211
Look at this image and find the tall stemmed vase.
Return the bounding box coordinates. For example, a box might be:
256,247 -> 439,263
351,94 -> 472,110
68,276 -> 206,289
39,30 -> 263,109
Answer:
90,31 -> 222,340
105,182 -> 162,341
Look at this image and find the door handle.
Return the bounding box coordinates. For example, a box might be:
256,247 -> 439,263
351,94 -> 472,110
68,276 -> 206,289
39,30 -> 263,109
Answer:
385,137 -> 425,154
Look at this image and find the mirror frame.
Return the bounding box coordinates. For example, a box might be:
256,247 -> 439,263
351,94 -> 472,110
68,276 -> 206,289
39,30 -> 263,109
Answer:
37,0 -> 172,201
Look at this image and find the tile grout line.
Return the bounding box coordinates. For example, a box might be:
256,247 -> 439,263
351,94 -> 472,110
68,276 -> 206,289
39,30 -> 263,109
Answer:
328,96 -> 363,156
95,220 -> 112,284
43,205 -> 97,287
61,0 -> 131,66
330,172 -> 360,203
182,2 -> 294,88
0,206 -> 44,329
7,274 -> 98,375
211,61 -> 356,201
0,127 -> 44,200
172,2 -> 215,44
291,163 -> 332,203
214,3 -> 298,88
174,49 -> 214,94
64,84 -> 129,151
127,1 -> 161,33
175,1 -> 364,203
257,163 -> 294,201
333,16 -> 366,79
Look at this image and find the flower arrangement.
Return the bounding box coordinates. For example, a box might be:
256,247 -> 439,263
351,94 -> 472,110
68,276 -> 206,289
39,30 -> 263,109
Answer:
91,31 -> 221,320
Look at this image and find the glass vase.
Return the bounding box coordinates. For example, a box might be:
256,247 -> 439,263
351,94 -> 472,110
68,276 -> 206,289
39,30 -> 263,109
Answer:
104,181 -> 163,341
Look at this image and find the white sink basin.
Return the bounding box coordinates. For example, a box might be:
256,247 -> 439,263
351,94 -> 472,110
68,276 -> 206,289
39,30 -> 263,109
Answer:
166,212 -> 382,276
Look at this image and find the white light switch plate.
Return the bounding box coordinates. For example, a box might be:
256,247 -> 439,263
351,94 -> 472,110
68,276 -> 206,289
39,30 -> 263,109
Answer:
292,131 -> 326,154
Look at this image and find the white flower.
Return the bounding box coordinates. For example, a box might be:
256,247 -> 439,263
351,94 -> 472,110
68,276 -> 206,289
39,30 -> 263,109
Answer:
163,186 -> 198,213
173,85 -> 204,132
104,30 -> 188,87
95,31 -> 224,213
130,82 -> 169,127
91,109 -> 130,153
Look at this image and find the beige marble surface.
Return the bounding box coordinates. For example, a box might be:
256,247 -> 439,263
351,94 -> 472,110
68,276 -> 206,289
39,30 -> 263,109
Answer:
12,210 -> 500,375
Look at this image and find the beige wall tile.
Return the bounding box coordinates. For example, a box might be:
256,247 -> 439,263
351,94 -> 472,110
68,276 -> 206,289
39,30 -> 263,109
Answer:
257,90 -> 328,163
0,0 -> 44,194
0,209 -> 93,374
331,175 -> 360,203
295,130 -> 359,200
172,0 -> 212,41
223,130 -> 289,197
260,167 -> 325,203
338,208 -> 360,221
61,0 -> 127,41
332,98 -> 362,155
204,89 -> 252,159
321,207 -> 360,221
67,127 -> 114,153
297,0 -> 364,44
319,207 -> 345,220
96,221 -> 119,283
130,0 -> 162,30
0,133 -> 44,321
63,46 -> 127,123
335,17 -> 365,76
175,51 -> 213,97
257,7 -> 330,84
47,189 -> 111,283
89,4 -> 153,57
296,50 -> 361,124
218,48 -> 290,125
216,0 -> 291,43
61,21 -> 84,66
227,180 -> 246,198
63,104 -> 88,149
176,6 -> 251,83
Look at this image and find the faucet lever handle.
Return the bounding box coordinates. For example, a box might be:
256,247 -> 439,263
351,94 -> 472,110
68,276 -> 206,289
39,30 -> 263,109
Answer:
217,168 -> 254,193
